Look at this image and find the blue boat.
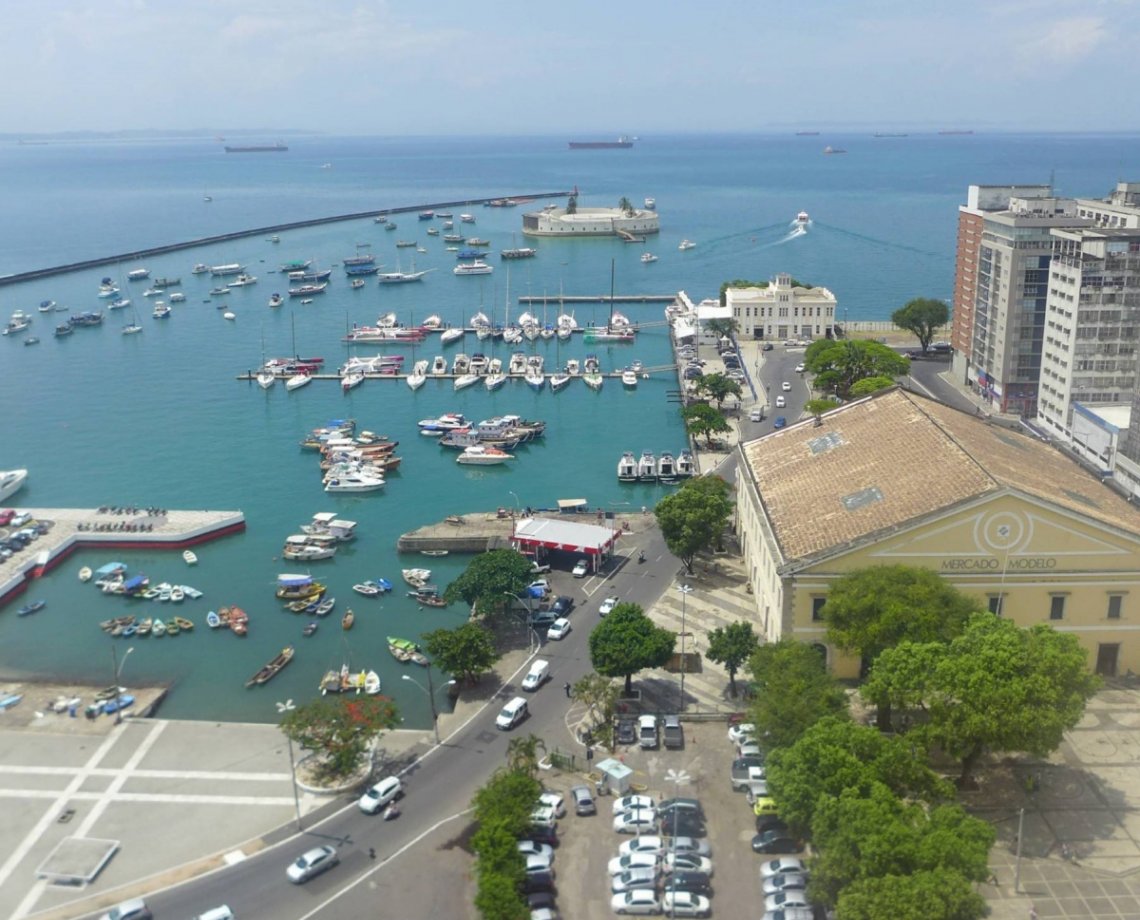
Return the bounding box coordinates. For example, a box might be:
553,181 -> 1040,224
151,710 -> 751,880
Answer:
456,248 -> 484,260
17,600 -> 45,617
102,693 -> 135,715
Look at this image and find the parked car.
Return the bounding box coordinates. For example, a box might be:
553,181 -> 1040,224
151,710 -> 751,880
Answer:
612,794 -> 656,815
761,909 -> 814,920
531,804 -> 559,828
661,890 -> 711,917
517,840 -> 554,862
662,714 -> 684,749
357,775 -> 402,814
766,890 -> 811,911
0,509 -> 14,526
612,867 -> 661,893
657,797 -> 702,816
746,779 -> 772,802
620,835 -> 711,858
662,869 -> 711,895
752,831 -> 805,854
523,823 -> 558,847
525,852 -> 554,874
549,595 -> 573,617
616,719 -> 638,745
738,740 -> 763,758
608,851 -> 661,875
752,796 -> 780,816
522,869 -> 556,893
662,852 -> 713,875
611,889 -> 660,915
760,857 -> 807,878
660,812 -> 707,837
763,873 -> 810,895
732,765 -> 767,792
570,784 -> 596,815
99,899 -> 152,920
546,617 -> 571,640
572,558 -> 589,577
539,791 -> 566,817
599,595 -> 620,616
638,714 -> 659,749
613,809 -> 658,834
755,815 -> 790,836
286,844 -> 339,883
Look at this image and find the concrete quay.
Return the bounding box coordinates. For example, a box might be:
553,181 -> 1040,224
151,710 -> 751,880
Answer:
0,507 -> 245,608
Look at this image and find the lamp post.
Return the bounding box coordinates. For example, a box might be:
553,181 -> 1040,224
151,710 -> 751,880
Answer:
110,645 -> 134,725
403,668 -> 454,745
508,490 -> 521,515
504,591 -> 540,653
275,699 -> 304,831
677,585 -> 693,712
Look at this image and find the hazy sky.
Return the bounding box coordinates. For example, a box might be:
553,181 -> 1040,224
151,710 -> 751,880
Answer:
7,0 -> 1138,135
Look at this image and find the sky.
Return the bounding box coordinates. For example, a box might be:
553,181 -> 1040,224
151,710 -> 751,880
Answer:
6,0 -> 1140,135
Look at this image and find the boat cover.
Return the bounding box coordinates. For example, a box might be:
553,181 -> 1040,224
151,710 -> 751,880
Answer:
95,562 -> 128,576
123,575 -> 147,591
277,573 -> 314,586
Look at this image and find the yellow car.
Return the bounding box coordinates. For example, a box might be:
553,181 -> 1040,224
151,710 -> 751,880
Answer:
752,796 -> 780,817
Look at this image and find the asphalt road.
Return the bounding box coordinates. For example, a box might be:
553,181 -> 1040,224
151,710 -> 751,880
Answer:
101,530 -> 676,920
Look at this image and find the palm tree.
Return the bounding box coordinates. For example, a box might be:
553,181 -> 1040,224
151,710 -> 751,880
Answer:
617,196 -> 634,217
506,734 -> 546,778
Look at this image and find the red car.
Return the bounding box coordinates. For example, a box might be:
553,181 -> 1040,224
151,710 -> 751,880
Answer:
0,510 -> 13,526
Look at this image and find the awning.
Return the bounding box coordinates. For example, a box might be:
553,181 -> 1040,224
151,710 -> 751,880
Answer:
557,498 -> 589,513
95,562 -> 127,576
512,517 -> 620,557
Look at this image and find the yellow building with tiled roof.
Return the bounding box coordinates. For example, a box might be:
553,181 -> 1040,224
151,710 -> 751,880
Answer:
736,387 -> 1140,678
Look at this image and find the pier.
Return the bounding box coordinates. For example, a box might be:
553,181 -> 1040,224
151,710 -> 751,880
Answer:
517,294 -> 676,304
237,368 -> 671,384
0,508 -> 246,607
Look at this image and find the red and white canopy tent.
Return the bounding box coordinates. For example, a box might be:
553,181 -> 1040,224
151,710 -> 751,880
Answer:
512,516 -> 621,572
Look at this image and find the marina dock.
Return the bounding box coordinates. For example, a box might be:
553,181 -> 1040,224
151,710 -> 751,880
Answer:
516,294 -> 676,304
0,508 -> 245,607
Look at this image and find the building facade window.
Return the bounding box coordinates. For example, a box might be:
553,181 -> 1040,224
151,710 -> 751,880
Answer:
1049,594 -> 1066,621
1108,594 -> 1124,620
988,594 -> 1004,616
811,597 -> 826,621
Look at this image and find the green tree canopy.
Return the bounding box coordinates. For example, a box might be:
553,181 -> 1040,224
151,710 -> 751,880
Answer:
471,766 -> 542,920
804,397 -> 839,418
765,716 -> 951,833
705,620 -> 759,696
422,622 -> 500,685
698,372 -> 743,410
572,672 -> 619,748
836,868 -> 987,920
804,339 -> 910,400
588,603 -> 676,695
746,640 -> 849,751
823,565 -> 981,729
703,317 -> 740,340
443,549 -> 535,619
280,695 -> 400,782
505,733 -> 546,779
891,297 -> 950,353
849,375 -> 899,398
472,767 -> 543,837
865,614 -> 1100,785
680,402 -> 730,446
618,195 -> 634,216
655,474 -> 733,573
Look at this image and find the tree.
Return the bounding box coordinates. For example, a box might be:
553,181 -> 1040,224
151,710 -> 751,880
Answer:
471,766 -> 542,920
589,603 -> 676,695
422,622 -> 500,685
572,672 -> 619,727
618,195 -> 634,216
680,402 -> 730,446
566,194 -> 577,215
473,868 -> 529,920
698,372 -> 743,411
865,614 -> 1100,786
472,767 -> 542,836
803,339 -> 910,400
703,317 -> 740,340
836,868 -> 987,920
746,640 -> 849,750
704,621 -> 759,696
892,297 -> 950,354
804,397 -> 839,418
655,474 -> 733,573
849,375 -> 898,398
444,549 -> 535,619
765,716 -> 951,833
280,695 -> 400,782
822,565 -> 981,729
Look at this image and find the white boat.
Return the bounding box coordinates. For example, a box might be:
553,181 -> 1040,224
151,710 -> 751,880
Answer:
549,373 -> 572,392
508,353 -> 528,375
121,323 -> 143,336
584,372 -> 604,391
402,568 -> 432,587
283,535 -> 339,560
169,292 -> 186,303
676,450 -> 697,477
454,373 -> 481,391
268,293 -> 284,308
324,473 -> 385,493
658,452 -> 678,482
622,369 -> 639,388
617,452 -> 638,481
192,263 -> 209,274
257,369 -> 276,389
183,550 -> 198,565
223,311 -> 236,321
644,197 -> 656,209
637,451 -> 657,481
796,210 -> 810,224
459,213 -> 475,223
377,268 -> 431,284
285,372 -> 312,391
38,300 -> 56,312
78,566 -> 92,583
456,445 -> 514,466
641,252 -> 658,264
418,412 -> 468,434
565,359 -> 580,376
525,370 -> 546,391
342,369 -> 365,391
108,298 -> 130,310
440,327 -> 464,346
0,468 -> 27,503
364,670 -> 382,695
454,260 -> 493,276
170,586 -> 185,603
227,273 -> 258,287
406,359 -> 428,391
152,302 -> 171,319
485,372 -> 507,391
678,239 -> 696,250
210,263 -> 244,276
430,356 -> 448,376
181,585 -> 204,599
127,268 -> 150,281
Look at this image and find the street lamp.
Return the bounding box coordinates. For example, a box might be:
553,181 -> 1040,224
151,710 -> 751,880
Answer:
402,667 -> 455,745
504,591 -> 540,653
508,490 -> 521,514
110,645 -> 134,725
677,585 -> 693,712
275,699 -> 304,831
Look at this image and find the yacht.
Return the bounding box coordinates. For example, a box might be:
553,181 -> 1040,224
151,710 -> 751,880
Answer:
454,373 -> 480,391
622,369 -> 639,388
454,260 -> 493,276
152,302 -> 171,319
227,273 -> 258,287
485,372 -> 507,391
324,473 -> 385,493
549,373 -> 572,393
617,453 -> 637,482
440,327 -> 465,346
678,239 -> 696,251
285,372 -> 312,391
268,293 -> 284,308
406,360 -> 429,391
456,445 -> 514,466
644,197 -> 656,209
417,413 -> 468,435
658,452 -> 678,482
637,451 -> 657,481
256,369 -> 276,389
676,450 -> 697,477
508,352 -> 528,375
796,210 -> 810,225
430,356 -> 448,375
0,469 -> 28,502
452,354 -> 471,375
565,359 -> 580,376
641,252 -> 658,264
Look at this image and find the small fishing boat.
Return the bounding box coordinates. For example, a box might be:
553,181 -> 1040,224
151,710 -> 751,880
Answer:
420,549 -> 449,557
342,609 -> 355,630
353,581 -> 382,597
315,596 -> 336,617
245,646 -> 295,688
78,567 -> 93,582
387,636 -> 418,663
169,586 -> 185,603
151,619 -> 167,637
173,616 -> 194,631
303,621 -> 319,637
17,600 -> 45,617
402,568 -> 432,588
136,617 -> 153,637
410,589 -> 448,608
206,611 -> 223,629
165,618 -> 181,636
364,670 -> 382,694
102,693 -> 135,715
225,606 -> 249,636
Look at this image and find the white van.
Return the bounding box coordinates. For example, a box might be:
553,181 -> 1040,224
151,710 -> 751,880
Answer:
521,659 -> 550,692
496,696 -> 529,731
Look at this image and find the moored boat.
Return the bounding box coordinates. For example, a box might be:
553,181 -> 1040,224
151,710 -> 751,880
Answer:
245,646 -> 295,688
456,445 -> 514,465
17,600 -> 45,617
342,609 -> 355,630
402,568 -> 432,588
617,451 -> 638,482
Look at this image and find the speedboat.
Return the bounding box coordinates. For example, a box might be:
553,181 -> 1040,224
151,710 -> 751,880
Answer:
622,369 -> 639,388
676,450 -> 696,477
641,252 -> 658,264
584,371 -> 604,391
796,210 -> 810,224
678,239 -> 696,251
617,452 -> 638,482
485,372 -> 507,391
430,356 -> 448,375
549,373 -> 572,392
0,469 -> 27,502
637,451 -> 657,481
456,445 -> 514,466
418,413 -> 467,434
324,473 -> 385,493
658,452 -> 678,482
268,293 -> 284,308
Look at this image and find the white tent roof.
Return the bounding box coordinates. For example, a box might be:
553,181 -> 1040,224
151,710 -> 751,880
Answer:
512,517 -> 620,556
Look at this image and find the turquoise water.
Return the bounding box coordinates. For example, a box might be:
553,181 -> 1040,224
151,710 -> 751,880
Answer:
1,132 -> 1137,724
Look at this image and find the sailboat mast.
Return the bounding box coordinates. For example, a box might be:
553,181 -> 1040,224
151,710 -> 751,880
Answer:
609,258 -> 615,328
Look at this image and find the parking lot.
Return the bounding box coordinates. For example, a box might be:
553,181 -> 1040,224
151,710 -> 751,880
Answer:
528,719 -> 796,919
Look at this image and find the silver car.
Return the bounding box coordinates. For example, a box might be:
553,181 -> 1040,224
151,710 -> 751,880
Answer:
612,866 -> 660,893
286,844 -> 339,884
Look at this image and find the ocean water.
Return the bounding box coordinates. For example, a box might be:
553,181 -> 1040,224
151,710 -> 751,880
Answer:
1,131 -> 1137,725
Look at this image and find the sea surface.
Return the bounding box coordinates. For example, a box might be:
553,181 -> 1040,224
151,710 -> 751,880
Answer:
0,131 -> 1137,725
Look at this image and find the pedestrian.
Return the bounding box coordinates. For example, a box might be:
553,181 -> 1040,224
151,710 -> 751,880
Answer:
1029,905 -> 1038,920
368,847 -> 376,860
564,681 -> 571,698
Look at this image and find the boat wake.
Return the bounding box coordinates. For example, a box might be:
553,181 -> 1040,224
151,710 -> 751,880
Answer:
755,224 -> 808,249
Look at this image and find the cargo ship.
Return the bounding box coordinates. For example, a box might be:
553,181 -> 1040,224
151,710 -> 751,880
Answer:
223,142 -> 288,153
568,136 -> 633,150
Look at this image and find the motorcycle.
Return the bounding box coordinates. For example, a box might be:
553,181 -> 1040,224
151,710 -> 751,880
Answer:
637,551 -> 646,564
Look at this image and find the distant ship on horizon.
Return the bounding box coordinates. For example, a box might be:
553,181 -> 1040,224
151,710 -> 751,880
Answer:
569,136 -> 634,150
938,129 -> 975,135
794,131 -> 820,136
223,141 -> 289,153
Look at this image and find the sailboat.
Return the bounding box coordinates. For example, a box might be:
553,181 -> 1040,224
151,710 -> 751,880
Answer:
285,315 -> 312,391
121,294 -> 143,336
256,328 -> 275,388
585,259 -> 636,344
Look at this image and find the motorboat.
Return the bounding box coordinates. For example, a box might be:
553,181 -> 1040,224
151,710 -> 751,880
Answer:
3,316 -> 31,336
430,356 -> 448,375
285,372 -> 312,391
525,369 -> 545,391
658,452 -> 678,482
508,352 -> 528,375
796,210 -> 810,224
641,252 -> 658,264
676,450 -> 697,477
440,327 -> 464,346
283,536 -> 338,560
454,260 -> 493,276
485,372 -> 507,391
638,451 -> 657,481
678,239 -> 696,250
617,452 -> 638,482
406,359 -> 429,390
453,373 -> 480,391
38,300 -> 56,312
417,413 -> 467,435
456,445 -> 514,465
268,293 -> 284,308
645,197 -> 656,209
565,359 -> 580,376
152,302 -> 171,319
402,568 -> 432,588
227,273 -> 258,287
584,372 -> 604,391
622,369 -> 639,387
108,298 -> 131,310
192,263 -> 210,274
0,468 -> 28,502
460,213 -> 476,223
549,373 -> 572,393
169,292 -> 186,303
342,369 -> 365,392
223,311 -> 236,321
324,473 -> 385,493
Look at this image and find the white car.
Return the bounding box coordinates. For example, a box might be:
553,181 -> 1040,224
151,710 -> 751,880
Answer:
525,852 -> 553,874
611,866 -> 661,893
620,834 -> 668,857
528,579 -> 551,595
357,775 -> 402,814
620,834 -> 711,857
98,899 -> 151,920
766,890 -> 811,911
775,395 -> 786,408
539,791 -> 566,818
760,857 -> 807,879
612,794 -> 656,815
781,381 -> 792,391
613,808 -> 658,834
572,558 -> 589,577
531,804 -> 559,827
662,891 -> 711,917
517,840 -> 554,862
739,741 -> 763,758
599,595 -> 620,616
728,722 -> 756,745
795,363 -> 805,373
763,872 -> 809,894
286,844 -> 339,883
611,889 -> 661,915
546,617 -> 571,640
663,852 -> 713,875
608,852 -> 661,876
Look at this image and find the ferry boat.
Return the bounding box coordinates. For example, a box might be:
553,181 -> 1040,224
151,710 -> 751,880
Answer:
569,136 -> 634,149
500,247 -> 538,260
454,261 -> 493,276
210,263 -> 245,276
